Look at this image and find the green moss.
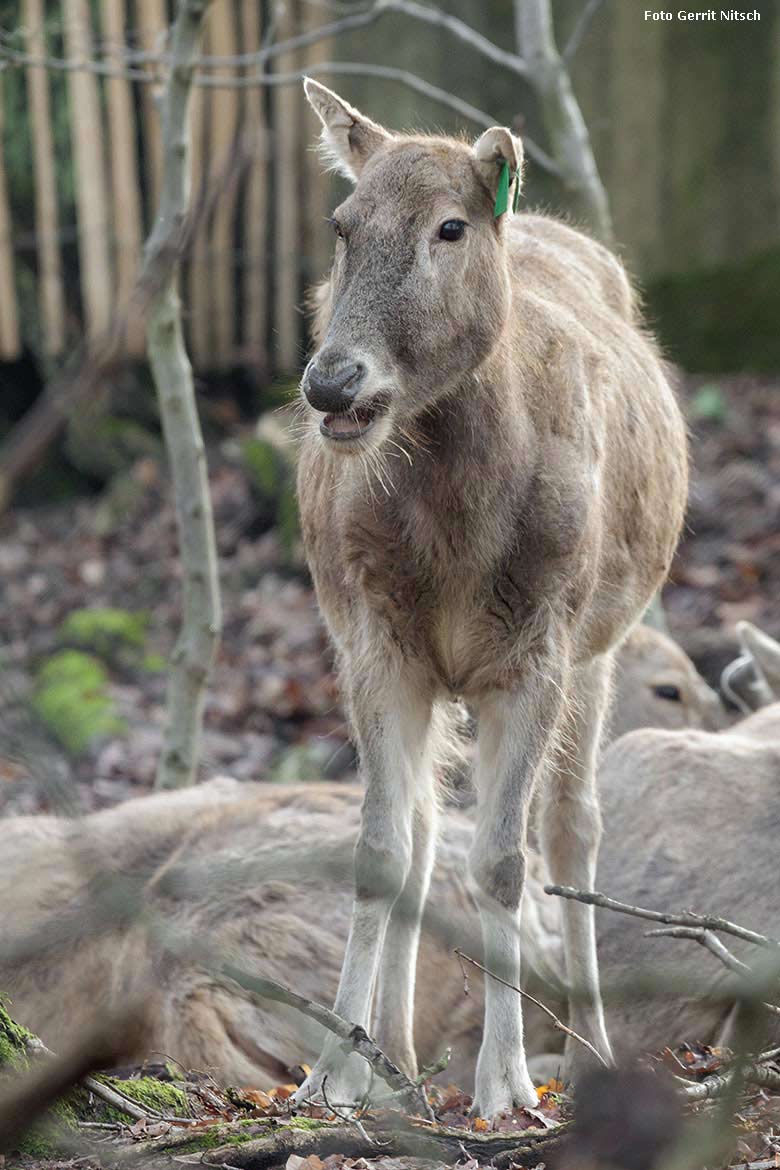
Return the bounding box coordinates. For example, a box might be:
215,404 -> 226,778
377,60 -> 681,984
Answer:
284,1116 -> 330,1131
31,650 -> 125,753
0,998 -> 33,1070
242,436 -> 283,497
90,1075 -> 190,1122
60,606 -> 148,650
59,607 -> 149,656
646,245 -> 780,373
0,999 -> 78,1156
241,435 -> 300,556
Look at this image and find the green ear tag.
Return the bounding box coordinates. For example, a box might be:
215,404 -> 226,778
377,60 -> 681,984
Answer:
493,160 -> 510,218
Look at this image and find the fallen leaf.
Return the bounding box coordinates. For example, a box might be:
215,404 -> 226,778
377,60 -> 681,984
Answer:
270,1083 -> 299,1100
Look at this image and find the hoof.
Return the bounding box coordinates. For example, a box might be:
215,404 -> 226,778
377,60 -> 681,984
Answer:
293,1054 -> 372,1111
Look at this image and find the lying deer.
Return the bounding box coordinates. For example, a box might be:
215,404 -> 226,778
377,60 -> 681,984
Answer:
294,79 -> 688,1113
0,629 -> 737,1095
594,619 -> 780,1056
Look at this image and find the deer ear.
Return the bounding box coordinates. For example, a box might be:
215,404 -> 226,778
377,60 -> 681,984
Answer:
473,127 -> 524,213
737,621 -> 780,702
304,78 -> 391,182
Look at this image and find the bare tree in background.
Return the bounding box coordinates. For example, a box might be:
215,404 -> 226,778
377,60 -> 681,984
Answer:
142,0 -> 221,791
516,0 -> 612,242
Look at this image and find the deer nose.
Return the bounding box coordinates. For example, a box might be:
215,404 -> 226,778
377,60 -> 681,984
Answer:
304,361 -> 365,414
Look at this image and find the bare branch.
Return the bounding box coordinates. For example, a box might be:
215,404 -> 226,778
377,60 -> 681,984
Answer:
454,947 -> 609,1070
679,1062 -> 780,1101
645,925 -> 780,1017
375,0 -> 527,77
0,44 -> 560,174
646,926 -> 754,975
562,0 -> 604,62
515,0 -> 613,241
545,885 -> 779,950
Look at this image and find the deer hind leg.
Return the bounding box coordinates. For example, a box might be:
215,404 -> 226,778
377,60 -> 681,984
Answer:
294,670 -> 433,1108
539,654 -> 615,1080
469,663 -> 566,1118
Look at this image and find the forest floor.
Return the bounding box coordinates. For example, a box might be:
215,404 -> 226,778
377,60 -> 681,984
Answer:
1,372 -> 779,817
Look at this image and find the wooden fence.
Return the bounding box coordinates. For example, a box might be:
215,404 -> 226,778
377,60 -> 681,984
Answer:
0,0 -> 334,374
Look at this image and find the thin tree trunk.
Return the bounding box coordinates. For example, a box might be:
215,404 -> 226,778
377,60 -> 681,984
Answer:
143,0 -> 221,791
24,0 -> 66,356
102,0 -> 145,354
515,0 -> 613,244
208,0 -> 240,369
135,0 -> 168,213
63,0 -> 113,341
0,76 -> 20,359
240,0 -> 269,376
272,0 -> 302,373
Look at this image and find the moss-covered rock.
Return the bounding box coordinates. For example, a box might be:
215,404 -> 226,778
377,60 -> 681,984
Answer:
31,649 -> 125,753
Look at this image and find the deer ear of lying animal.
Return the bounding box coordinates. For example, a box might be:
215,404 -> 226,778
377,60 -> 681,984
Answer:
737,621 -> 780,702
303,78 -> 391,181
472,127 -> 524,211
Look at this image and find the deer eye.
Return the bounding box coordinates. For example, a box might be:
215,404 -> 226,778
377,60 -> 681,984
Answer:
438,219 -> 467,242
653,684 -> 682,702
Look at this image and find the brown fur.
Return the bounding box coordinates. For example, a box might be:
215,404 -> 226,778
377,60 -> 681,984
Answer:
295,82 -> 688,1110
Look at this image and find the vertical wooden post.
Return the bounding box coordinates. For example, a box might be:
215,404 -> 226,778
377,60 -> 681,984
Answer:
187,24 -> 211,369
271,0 -> 302,374
208,0 -> 240,369
0,76 -> 21,358
135,0 -> 168,212
300,2 -> 332,295
102,0 -> 145,352
24,0 -> 66,356
63,0 -> 113,342
240,0 -> 268,376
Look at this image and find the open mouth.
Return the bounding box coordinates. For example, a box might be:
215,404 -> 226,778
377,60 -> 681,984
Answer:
320,399 -> 388,442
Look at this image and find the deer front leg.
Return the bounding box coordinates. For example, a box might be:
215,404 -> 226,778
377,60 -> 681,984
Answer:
372,788 -> 438,1076
539,655 -> 615,1081
469,665 -> 565,1118
294,673 -> 433,1108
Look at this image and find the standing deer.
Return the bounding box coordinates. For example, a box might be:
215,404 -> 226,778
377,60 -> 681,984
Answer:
295,80 -> 688,1116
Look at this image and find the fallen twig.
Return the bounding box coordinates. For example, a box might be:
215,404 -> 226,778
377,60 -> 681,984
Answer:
320,1075 -> 376,1146
545,885 -> 778,949
678,1062 -> 780,1101
215,957 -> 429,1114
454,947 -> 608,1069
